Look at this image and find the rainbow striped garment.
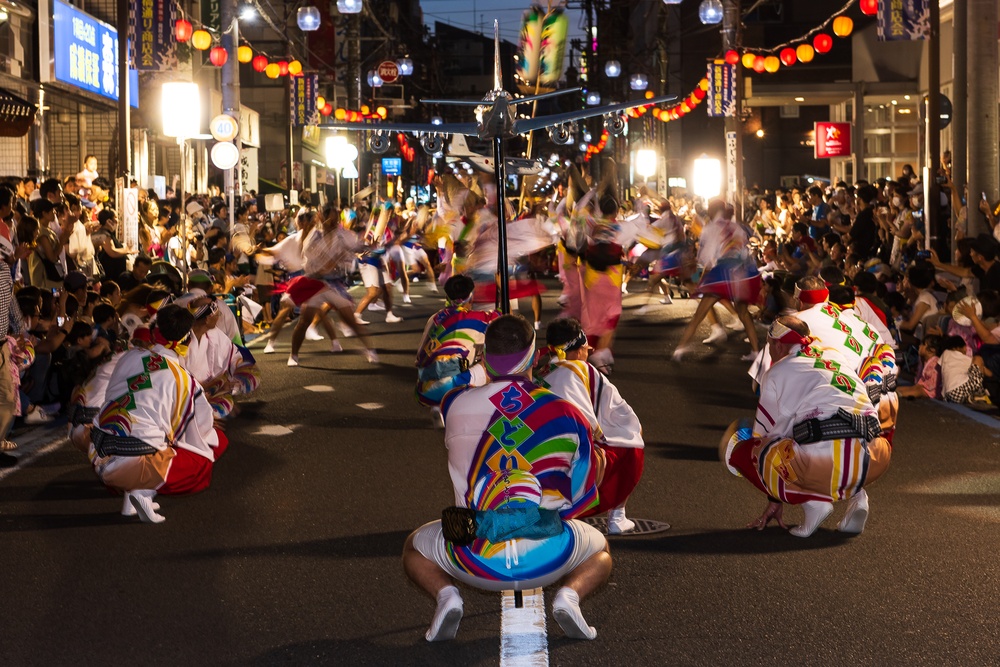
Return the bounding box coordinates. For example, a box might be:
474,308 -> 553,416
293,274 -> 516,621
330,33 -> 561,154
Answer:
441,379 -> 600,582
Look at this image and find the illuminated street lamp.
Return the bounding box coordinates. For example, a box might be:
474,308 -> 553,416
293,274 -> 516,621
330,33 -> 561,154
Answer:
629,73 -> 648,91
336,0 -> 362,13
326,135 -> 359,204
693,154 -> 722,201
604,60 -> 621,78
636,148 -> 657,181
161,81 -> 201,278
699,0 -> 723,24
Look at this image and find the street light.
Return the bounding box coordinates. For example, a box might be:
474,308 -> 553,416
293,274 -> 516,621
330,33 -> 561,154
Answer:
161,81 -> 200,278
604,60 -> 621,78
636,149 -> 657,180
397,57 -> 413,76
629,73 -> 648,91
297,6 -> 321,31
586,91 -> 601,106
336,0 -> 362,13
693,154 -> 722,201
699,0 -> 724,24
326,135 -> 359,205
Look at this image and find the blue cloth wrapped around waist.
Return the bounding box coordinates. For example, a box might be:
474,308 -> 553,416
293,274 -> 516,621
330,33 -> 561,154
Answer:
475,506 -> 562,543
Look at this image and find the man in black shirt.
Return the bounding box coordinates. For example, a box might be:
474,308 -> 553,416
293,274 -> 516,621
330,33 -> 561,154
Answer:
116,255 -> 152,292
849,185 -> 880,260
970,236 -> 1000,292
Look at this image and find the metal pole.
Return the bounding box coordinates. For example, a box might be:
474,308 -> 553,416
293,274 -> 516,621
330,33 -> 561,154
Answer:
723,0 -> 742,218
117,0 -> 130,179
853,82 -> 865,182
221,0 -> 241,231
493,136 -> 510,314
925,0 -> 940,251
967,0 -> 999,236
952,0 -> 968,242
179,138 -> 188,282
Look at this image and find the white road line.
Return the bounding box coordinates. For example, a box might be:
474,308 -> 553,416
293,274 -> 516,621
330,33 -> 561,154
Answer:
303,385 -> 335,392
252,424 -> 296,436
356,402 -> 384,410
500,588 -> 549,667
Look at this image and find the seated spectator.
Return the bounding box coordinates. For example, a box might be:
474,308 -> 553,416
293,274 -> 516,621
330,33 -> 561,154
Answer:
940,335 -> 992,408
898,334 -> 943,399
116,255 -> 152,292
92,303 -> 121,351
898,262 -> 940,337
99,280 -> 122,307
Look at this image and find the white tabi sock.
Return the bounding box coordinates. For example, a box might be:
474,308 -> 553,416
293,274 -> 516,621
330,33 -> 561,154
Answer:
121,492 -> 160,517
837,489 -> 870,534
552,587 -> 597,640
129,489 -> 165,524
790,500 -> 834,538
425,585 -> 463,642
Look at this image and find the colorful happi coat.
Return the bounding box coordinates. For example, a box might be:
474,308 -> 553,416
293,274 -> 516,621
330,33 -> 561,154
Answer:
440,378 -> 600,582
95,345 -> 219,462
730,345 -> 891,505
415,306 -> 499,407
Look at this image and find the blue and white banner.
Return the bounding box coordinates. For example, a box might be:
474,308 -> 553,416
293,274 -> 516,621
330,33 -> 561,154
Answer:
290,73 -> 318,127
707,60 -> 735,118
52,0 -> 139,106
877,0 -> 930,41
130,0 -> 177,71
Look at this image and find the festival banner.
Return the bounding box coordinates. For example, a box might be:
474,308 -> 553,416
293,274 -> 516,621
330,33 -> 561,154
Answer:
814,122 -> 852,159
707,60 -> 735,118
130,0 -> 177,71
877,0 -> 929,41
289,73 -> 318,127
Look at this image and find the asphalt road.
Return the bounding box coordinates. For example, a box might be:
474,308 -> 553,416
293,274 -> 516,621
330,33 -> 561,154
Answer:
2,279 -> 999,667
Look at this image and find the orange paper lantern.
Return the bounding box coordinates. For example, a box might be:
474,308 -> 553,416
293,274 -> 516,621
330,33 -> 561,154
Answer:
316,96 -> 326,109
288,60 -> 303,76
742,53 -> 756,69
796,44 -> 815,63
699,78 -> 710,92
752,55 -> 766,73
832,16 -> 853,37
335,108 -> 347,120
724,50 -> 740,65
252,55 -> 268,72
265,63 -> 280,79
763,56 -> 780,73
237,45 -> 253,63
813,33 -> 833,53
191,29 -> 212,51
779,48 -> 796,67
321,104 -> 333,116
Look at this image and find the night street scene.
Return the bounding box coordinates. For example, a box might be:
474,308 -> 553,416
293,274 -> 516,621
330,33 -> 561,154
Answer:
2,0 -> 1000,665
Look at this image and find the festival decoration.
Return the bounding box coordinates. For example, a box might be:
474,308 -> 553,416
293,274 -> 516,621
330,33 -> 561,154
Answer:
265,63 -> 280,78
252,54 -> 268,72
237,45 -> 253,63
515,5 -> 569,93
209,46 -> 228,66
832,15 -> 854,37
779,47 -> 797,66
288,60 -> 303,76
175,18 -> 193,43
191,29 -> 212,51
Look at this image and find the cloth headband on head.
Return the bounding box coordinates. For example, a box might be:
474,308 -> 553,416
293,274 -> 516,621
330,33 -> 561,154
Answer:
191,299 -> 218,320
557,330 -> 588,353
484,333 -> 536,378
768,320 -> 812,348
794,285 -> 829,306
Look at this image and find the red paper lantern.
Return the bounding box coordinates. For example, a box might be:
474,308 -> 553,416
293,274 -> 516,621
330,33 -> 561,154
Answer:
209,46 -> 228,67
320,103 -> 333,116
813,33 -> 833,54
779,47 -> 797,67
724,50 -> 740,65
752,55 -> 766,73
693,87 -> 706,100
859,0 -> 878,16
175,18 -> 193,43
252,55 -> 268,72
277,60 -> 289,76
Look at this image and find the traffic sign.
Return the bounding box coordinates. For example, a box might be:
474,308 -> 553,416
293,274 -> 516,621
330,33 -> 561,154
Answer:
211,142 -> 240,170
377,61 -> 399,84
210,114 -> 240,142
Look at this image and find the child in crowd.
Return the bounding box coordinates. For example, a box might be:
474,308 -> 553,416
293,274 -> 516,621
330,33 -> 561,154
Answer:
939,335 -> 993,408
898,334 -> 943,400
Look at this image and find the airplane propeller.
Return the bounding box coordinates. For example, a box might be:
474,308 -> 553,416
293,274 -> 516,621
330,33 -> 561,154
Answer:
368,132 -> 391,154
605,113 -> 627,137
420,134 -> 445,155
548,123 -> 576,146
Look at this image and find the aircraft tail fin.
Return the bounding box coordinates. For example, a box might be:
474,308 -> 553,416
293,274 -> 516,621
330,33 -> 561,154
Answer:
449,134 -> 472,156
494,19 -> 502,92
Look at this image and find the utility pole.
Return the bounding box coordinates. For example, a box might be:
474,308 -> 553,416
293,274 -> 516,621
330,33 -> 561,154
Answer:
967,0 -> 999,235
722,0 -> 742,219
924,0 -> 940,250
221,0 -> 241,230
116,0 -> 130,179
952,0 -> 967,242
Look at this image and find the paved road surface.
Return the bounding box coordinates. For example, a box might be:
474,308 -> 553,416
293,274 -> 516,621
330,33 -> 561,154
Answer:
2,281 -> 999,666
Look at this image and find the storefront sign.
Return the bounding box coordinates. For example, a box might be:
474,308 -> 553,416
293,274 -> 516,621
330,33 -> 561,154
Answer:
382,157 -> 402,176
201,0 -> 221,33
814,122 -> 852,159
877,0 -> 929,41
47,0 -> 139,106
130,0 -> 176,71
289,74 -> 318,127
707,60 -> 735,118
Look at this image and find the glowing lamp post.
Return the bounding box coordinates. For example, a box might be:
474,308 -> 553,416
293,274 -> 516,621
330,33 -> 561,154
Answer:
636,149 -> 658,184
693,154 -> 721,202
161,82 -> 201,277
326,135 -> 359,205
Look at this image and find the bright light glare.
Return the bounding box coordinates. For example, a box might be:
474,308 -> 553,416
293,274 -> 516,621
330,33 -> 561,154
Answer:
692,155 -> 721,199
636,149 -> 657,178
161,82 -> 201,138
239,6 -> 256,21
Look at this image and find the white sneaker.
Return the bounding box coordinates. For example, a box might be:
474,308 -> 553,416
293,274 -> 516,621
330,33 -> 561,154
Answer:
671,345 -> 692,362
430,407 -> 445,429
393,280 -> 404,294
403,294 -> 412,304
129,489 -> 165,524
24,408 -> 53,425
385,312 -> 403,323
837,489 -> 869,534
429,283 -> 439,293
660,294 -> 673,305
330,340 -> 343,353
552,587 -> 597,640
534,321 -> 541,331
636,305 -> 651,316
363,349 -> 379,364
305,325 -> 324,341
337,322 -> 357,338
740,351 -> 759,362
354,314 -> 370,325
368,301 -> 386,312
702,324 -> 727,345
607,507 -> 636,534
122,492 -> 160,517
287,355 -> 299,367
425,585 -> 463,642
263,340 -> 276,354
790,500 -> 834,538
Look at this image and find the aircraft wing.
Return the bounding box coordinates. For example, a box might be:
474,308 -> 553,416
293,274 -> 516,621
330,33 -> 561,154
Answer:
322,121 -> 480,136
511,95 -> 678,135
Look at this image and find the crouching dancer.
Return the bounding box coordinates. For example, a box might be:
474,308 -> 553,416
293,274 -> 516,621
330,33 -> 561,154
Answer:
89,305 -> 226,523
720,316 -> 892,538
402,314 -> 612,641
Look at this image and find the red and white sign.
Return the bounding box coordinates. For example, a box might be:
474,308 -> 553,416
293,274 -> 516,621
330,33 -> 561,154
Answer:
814,122 -> 852,159
377,61 -> 399,84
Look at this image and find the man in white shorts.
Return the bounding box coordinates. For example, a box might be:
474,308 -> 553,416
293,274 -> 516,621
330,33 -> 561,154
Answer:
402,314 -> 611,642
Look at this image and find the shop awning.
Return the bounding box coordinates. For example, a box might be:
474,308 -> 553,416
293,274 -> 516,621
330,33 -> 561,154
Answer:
0,88 -> 35,138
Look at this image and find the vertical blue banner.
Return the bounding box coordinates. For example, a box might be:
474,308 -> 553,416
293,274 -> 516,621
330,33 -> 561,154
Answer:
290,73 -> 318,127
706,60 -> 735,118
877,0 -> 930,41
131,0 -> 177,71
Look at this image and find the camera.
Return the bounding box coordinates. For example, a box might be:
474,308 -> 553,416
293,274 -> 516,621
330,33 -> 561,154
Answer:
916,250 -> 931,260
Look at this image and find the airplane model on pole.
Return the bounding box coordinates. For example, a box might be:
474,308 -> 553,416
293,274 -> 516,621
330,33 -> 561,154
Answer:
324,20 -> 676,313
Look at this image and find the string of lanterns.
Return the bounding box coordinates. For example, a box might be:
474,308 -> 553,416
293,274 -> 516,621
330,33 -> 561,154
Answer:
174,12 -> 303,78
722,0 -> 871,73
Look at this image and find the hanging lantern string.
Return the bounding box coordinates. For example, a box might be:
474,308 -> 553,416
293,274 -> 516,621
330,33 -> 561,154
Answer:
737,0 -> 858,54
